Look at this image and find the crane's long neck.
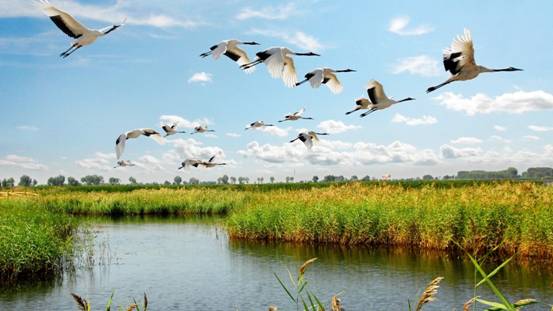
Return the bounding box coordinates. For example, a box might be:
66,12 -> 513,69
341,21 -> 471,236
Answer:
478,65 -> 522,73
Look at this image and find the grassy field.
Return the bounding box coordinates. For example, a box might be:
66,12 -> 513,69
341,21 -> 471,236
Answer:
0,198 -> 76,282
1,180 -> 552,282
227,182 -> 553,261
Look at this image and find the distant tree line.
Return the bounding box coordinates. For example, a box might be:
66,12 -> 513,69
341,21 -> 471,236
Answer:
2,166 -> 553,188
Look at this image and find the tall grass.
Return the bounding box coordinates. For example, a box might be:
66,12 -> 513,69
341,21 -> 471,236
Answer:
228,182 -> 553,260
38,188 -> 247,216
0,199 -> 76,282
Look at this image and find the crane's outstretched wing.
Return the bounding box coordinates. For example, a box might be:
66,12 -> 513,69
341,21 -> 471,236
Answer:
212,42 -> 227,60
324,72 -> 343,94
308,70 -> 324,88
265,50 -> 285,78
443,28 -> 475,75
282,55 -> 297,88
366,80 -> 386,104
226,46 -> 256,74
294,108 -> 305,116
208,155 -> 216,162
41,0 -> 89,38
115,133 -> 126,160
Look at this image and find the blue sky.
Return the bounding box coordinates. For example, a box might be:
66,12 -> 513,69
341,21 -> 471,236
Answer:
1,0 -> 553,183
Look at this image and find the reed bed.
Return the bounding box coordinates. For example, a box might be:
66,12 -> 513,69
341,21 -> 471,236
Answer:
227,182 -> 553,260
38,188 -> 247,216
0,199 -> 76,282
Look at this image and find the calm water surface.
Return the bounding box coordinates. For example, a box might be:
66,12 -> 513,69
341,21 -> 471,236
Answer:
1,217 -> 552,310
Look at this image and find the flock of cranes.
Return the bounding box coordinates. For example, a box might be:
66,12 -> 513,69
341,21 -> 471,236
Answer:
40,0 -> 523,171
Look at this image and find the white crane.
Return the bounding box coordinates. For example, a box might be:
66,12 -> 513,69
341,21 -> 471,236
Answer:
278,108 -> 313,122
40,0 -> 124,58
191,125 -> 215,134
427,29 -> 522,93
178,159 -> 202,169
296,68 -> 355,94
240,47 -> 320,87
289,131 -> 328,149
115,128 -> 164,160
113,160 -> 135,168
200,155 -> 226,168
200,39 -> 260,73
161,124 -> 186,137
347,80 -> 414,117
245,121 -> 274,130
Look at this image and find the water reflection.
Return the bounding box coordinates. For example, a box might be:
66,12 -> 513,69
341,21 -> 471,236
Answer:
0,218 -> 551,310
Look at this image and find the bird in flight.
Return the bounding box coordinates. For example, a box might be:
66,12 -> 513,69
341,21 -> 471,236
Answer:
200,39 -> 260,73
296,68 -> 355,94
278,108 -> 313,122
427,29 -> 522,93
240,47 -> 320,87
245,121 -> 274,130
178,159 -> 202,169
191,125 -> 215,134
346,80 -> 414,117
40,0 -> 125,58
199,155 -> 227,168
161,124 -> 186,137
290,131 -> 328,149
115,128 -> 164,160
113,160 -> 135,168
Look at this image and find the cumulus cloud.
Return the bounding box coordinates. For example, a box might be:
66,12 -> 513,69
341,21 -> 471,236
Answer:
248,28 -> 323,51
440,145 -> 481,159
317,120 -> 360,134
391,55 -> 440,77
235,3 -> 297,20
391,114 -> 437,126
450,137 -> 482,145
248,126 -> 290,137
388,16 -> 433,36
494,125 -> 507,132
188,72 -> 212,84
528,125 -> 553,132
435,91 -> 553,115
16,125 -> 39,131
135,155 -> 163,170
0,1 -> 201,29
76,152 -> 116,171
0,154 -> 48,170
160,115 -> 210,129
239,139 -> 439,166
166,138 -> 225,162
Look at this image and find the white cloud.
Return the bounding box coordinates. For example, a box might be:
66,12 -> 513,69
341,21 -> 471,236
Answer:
188,72 -> 212,84
0,1 -> 201,29
76,152 -> 116,171
388,16 -> 433,36
524,135 -> 540,141
440,145 -> 481,159
251,126 -> 290,137
160,115 -> 210,129
391,55 -> 440,77
450,137 -> 482,145
528,125 -> 553,132
494,125 -> 507,132
248,28 -> 323,51
239,140 -> 439,166
391,114 -> 437,126
317,120 -> 360,134
225,132 -> 241,138
16,125 -> 39,131
236,3 -> 297,21
0,154 -> 48,170
167,138 -> 224,162
435,91 -> 553,115
135,155 -> 163,171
